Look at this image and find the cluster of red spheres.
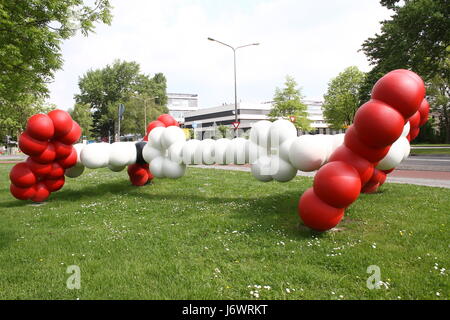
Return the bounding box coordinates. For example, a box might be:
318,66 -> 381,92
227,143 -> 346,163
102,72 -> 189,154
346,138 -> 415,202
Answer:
127,114 -> 179,186
299,69 -> 430,231
10,110 -> 81,202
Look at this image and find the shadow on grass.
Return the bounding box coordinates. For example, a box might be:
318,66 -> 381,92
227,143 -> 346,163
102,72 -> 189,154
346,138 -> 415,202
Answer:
1,176 -> 365,239
55,179 -> 319,239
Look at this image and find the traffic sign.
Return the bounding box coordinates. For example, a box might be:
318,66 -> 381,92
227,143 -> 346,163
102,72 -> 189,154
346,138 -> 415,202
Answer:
118,104 -> 125,120
232,122 -> 240,129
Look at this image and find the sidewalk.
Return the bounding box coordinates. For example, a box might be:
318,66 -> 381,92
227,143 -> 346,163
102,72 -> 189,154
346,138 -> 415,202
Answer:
194,164 -> 450,189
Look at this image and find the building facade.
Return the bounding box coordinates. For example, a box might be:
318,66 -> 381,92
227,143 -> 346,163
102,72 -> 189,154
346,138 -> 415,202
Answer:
184,100 -> 340,138
167,93 -> 199,124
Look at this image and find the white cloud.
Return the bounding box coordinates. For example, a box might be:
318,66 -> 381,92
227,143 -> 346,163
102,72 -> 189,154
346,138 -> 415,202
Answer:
47,0 -> 392,110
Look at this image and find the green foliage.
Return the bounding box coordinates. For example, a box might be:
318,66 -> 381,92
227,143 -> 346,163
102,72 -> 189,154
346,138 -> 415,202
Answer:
0,0 -> 112,110
427,70 -> 450,143
69,103 -> 93,139
269,76 -> 311,131
0,97 -> 55,141
218,125 -> 229,138
322,66 -> 366,129
75,60 -> 168,137
360,0 -> 449,142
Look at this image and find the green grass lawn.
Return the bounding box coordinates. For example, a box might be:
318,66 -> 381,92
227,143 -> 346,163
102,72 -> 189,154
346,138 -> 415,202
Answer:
0,164 -> 449,300
410,148 -> 450,155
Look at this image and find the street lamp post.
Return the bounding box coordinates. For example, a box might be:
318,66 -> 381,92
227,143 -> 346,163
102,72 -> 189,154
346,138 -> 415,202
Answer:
208,37 -> 259,137
134,96 -> 159,135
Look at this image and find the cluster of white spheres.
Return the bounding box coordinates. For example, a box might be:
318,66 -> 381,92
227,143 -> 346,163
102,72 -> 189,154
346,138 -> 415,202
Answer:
376,123 -> 411,170
142,126 -> 187,179
66,142 -> 137,178
64,119 -> 410,182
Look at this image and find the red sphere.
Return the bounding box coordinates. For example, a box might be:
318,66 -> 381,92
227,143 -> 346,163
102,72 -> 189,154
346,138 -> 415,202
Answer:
26,157 -> 52,177
130,172 -> 149,186
9,162 -> 36,187
48,109 -> 73,137
390,69 -> 424,85
48,162 -> 65,178
58,147 -> 78,168
57,121 -> 81,145
31,142 -> 56,164
143,135 -> 149,142
313,161 -> 361,208
44,176 -> 65,192
371,69 -> 425,119
408,111 -> 421,129
354,100 -> 405,148
147,120 -> 165,134
19,132 -> 48,156
10,184 -> 36,200
298,188 -> 345,232
127,164 -> 148,177
344,125 -> 390,162
30,182 -> 50,202
26,114 -> 54,141
157,114 -> 179,127
329,145 -> 374,185
418,99 -> 430,127
371,168 -> 387,186
361,181 -> 380,194
53,140 -> 73,159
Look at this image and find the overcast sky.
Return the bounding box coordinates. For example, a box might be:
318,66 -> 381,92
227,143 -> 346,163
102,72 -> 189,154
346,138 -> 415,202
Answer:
47,0 -> 393,110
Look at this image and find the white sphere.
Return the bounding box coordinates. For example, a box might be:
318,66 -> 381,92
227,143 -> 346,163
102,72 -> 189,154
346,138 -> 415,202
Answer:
195,139 -> 215,165
182,139 -> 201,165
73,143 -> 84,165
148,126 -> 165,150
167,141 -> 185,164
271,157 -> 297,182
150,156 -> 165,178
401,137 -> 411,160
289,135 -> 328,172
268,119 -> 297,149
225,138 -> 247,165
401,121 -> 410,137
251,156 -> 273,182
107,164 -> 125,172
314,134 -> 333,162
331,134 -> 345,153
249,120 -> 272,148
376,137 -> 407,170
214,138 -> 231,164
142,144 -> 164,164
161,126 -> 186,150
278,138 -> 295,162
65,164 -> 84,178
162,159 -> 186,179
109,142 -> 136,167
248,142 -> 269,164
80,143 -> 111,169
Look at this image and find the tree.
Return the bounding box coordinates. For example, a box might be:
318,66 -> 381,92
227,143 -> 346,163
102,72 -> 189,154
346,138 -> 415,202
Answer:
360,0 -> 449,141
218,125 -> 229,138
0,97 -> 55,142
427,71 -> 450,143
0,0 -> 112,109
322,66 -> 366,129
75,60 -> 168,138
69,103 -> 93,139
269,75 -> 311,131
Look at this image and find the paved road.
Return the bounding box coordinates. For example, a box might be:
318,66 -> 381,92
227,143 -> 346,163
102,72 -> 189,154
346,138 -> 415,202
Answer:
399,156 -> 450,172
